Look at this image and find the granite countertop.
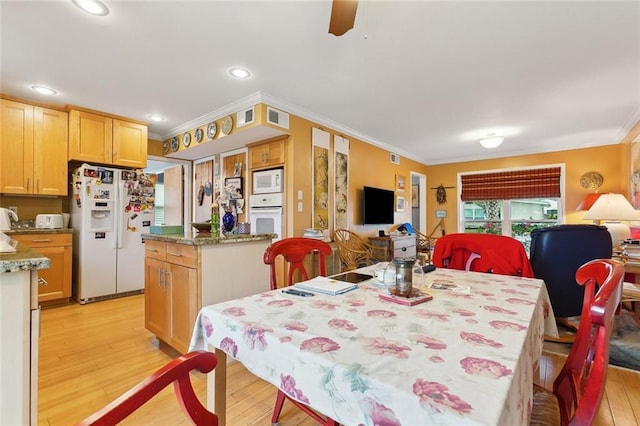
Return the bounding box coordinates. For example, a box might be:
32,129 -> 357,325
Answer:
3,228 -> 73,235
0,243 -> 51,274
142,231 -> 276,246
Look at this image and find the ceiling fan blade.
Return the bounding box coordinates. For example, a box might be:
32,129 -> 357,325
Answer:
328,0 -> 359,36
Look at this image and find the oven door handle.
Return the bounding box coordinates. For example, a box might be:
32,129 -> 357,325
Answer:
249,208 -> 283,214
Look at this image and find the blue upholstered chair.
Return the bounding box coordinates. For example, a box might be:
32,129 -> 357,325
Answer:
529,224 -> 612,342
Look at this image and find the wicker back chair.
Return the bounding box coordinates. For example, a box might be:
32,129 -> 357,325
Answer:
415,219 -> 446,263
334,229 -> 387,271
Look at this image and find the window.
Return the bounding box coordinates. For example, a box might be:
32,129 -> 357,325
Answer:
459,166 -> 564,253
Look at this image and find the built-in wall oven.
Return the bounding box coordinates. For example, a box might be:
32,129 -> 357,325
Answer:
249,192 -> 283,241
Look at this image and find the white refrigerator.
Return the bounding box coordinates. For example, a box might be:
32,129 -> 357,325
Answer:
70,164 -> 156,304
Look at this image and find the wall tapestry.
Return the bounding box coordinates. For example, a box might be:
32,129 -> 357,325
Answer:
312,128 -> 330,236
334,135 -> 349,230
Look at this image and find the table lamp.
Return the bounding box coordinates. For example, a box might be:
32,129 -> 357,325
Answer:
582,193 -> 640,246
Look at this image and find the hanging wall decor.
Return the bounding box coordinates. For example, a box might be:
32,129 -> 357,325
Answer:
334,135 -> 349,230
312,128 -> 330,234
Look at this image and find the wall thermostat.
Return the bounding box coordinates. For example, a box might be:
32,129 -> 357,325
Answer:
435,210 -> 447,218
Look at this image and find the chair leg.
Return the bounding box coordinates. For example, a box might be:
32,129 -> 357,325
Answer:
271,390 -> 287,425
544,318 -> 578,343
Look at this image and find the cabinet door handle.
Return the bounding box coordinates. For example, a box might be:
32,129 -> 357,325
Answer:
32,239 -> 52,243
402,247 -> 407,251
168,252 -> 183,257
38,277 -> 48,286
147,248 -> 159,253
159,268 -> 164,287
27,178 -> 30,192
37,179 -> 40,193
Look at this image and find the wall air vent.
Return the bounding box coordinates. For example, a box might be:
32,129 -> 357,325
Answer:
267,106 -> 290,130
236,107 -> 255,128
390,152 -> 400,164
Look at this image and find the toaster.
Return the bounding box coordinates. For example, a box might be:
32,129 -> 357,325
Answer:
36,214 -> 64,229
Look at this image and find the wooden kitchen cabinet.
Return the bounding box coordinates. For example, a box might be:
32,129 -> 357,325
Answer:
12,233 -> 72,303
144,240 -> 198,353
68,108 -> 148,168
0,99 -> 68,195
249,138 -> 285,169
143,236 -> 272,354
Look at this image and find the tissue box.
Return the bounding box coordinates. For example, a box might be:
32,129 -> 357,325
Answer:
150,225 -> 184,235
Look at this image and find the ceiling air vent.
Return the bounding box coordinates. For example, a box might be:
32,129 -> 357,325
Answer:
236,107 -> 255,128
267,106 -> 289,130
390,152 -> 400,164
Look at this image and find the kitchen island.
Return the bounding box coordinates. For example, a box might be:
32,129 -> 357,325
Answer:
141,231 -> 275,353
1,243 -> 50,426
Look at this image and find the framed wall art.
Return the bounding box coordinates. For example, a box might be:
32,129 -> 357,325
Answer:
396,195 -> 405,212
411,184 -> 419,207
224,177 -> 243,198
396,174 -> 406,192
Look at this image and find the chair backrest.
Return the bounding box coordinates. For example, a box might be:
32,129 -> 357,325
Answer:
432,233 -> 534,277
263,237 -> 332,290
77,351 -> 218,426
553,259 -> 623,425
529,225 -> 612,318
333,229 -> 374,271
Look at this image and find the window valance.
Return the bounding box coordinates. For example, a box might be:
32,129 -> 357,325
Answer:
460,167 -> 561,201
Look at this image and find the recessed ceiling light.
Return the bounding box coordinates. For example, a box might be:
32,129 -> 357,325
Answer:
31,86 -> 57,95
72,0 -> 109,16
229,67 -> 251,79
147,114 -> 165,122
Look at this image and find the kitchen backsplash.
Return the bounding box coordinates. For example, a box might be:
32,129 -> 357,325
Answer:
0,196 -> 66,220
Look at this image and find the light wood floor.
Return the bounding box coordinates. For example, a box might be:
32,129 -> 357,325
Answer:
38,294 -> 640,425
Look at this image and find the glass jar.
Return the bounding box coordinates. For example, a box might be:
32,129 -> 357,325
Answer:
394,257 -> 416,296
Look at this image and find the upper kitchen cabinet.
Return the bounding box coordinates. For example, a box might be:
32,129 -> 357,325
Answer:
248,137 -> 286,170
0,99 -> 68,195
68,108 -> 148,168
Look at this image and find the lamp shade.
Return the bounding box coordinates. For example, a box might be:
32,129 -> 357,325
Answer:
582,193 -> 640,221
576,193 -> 603,210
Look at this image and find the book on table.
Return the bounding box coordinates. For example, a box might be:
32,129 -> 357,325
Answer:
294,276 -> 358,295
378,292 -> 433,306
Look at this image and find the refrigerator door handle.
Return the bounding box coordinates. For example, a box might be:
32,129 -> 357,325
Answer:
117,179 -> 125,250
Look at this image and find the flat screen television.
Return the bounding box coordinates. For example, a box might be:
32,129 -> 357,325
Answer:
363,186 -> 395,225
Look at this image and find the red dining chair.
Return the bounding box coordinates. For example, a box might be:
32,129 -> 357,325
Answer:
432,233 -> 534,277
76,351 -> 218,426
263,237 -> 338,425
263,237 -> 333,290
530,259 -> 624,425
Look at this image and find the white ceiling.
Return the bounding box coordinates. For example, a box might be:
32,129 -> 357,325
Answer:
2,0 -> 639,165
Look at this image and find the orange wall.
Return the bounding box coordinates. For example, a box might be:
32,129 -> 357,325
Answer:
284,113 -> 428,239
425,144 -> 624,234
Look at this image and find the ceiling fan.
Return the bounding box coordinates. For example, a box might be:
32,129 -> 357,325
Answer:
328,0 -> 359,36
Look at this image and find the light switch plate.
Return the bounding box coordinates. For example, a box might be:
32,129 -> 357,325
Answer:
297,190 -> 303,200
297,202 -> 303,212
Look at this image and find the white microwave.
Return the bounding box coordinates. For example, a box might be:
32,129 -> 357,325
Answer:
253,168 -> 283,194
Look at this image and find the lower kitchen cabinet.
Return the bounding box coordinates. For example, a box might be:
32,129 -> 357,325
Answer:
12,232 -> 72,304
144,240 -> 198,353
143,236 -> 272,353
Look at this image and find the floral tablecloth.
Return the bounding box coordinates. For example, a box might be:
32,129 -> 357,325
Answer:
190,266 -> 558,425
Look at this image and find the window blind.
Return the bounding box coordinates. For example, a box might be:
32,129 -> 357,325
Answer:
460,167 -> 561,201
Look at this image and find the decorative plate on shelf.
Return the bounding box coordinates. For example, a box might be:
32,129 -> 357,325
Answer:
183,131 -> 191,148
194,128 -> 203,143
163,140 -> 170,154
171,136 -> 179,152
207,121 -> 217,139
221,115 -> 233,135
580,171 -> 604,190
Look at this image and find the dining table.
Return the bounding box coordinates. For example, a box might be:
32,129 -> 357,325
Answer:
189,264 -> 558,425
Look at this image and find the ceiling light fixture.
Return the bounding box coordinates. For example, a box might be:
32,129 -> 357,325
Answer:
31,85 -> 57,95
147,114 -> 165,122
479,134 -> 504,149
229,67 -> 251,79
72,0 -> 109,16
